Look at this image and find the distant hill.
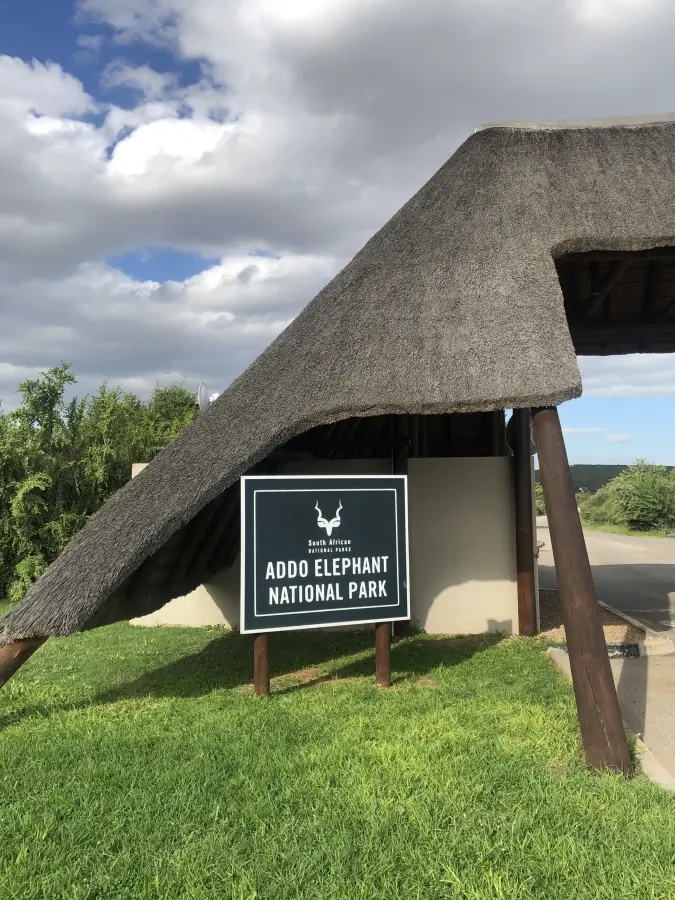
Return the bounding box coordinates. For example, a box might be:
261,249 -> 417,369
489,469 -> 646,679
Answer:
534,465 -> 628,493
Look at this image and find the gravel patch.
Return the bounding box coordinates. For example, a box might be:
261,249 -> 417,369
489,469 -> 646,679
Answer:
539,588 -> 644,644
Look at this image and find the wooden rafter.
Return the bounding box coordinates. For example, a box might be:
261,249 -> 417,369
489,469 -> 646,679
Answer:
571,322 -> 675,343
583,260 -> 629,320
641,260 -> 660,322
564,248 -> 675,263
657,297 -> 675,320
185,487 -> 239,579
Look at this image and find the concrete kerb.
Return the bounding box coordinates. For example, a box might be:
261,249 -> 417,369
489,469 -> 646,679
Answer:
595,600 -> 675,657
546,647 -> 675,792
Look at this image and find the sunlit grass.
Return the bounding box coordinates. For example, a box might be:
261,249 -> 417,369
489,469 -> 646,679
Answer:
1,621 -> 674,899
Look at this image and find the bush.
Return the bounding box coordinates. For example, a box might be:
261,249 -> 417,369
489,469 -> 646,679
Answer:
0,363 -> 198,604
578,459 -> 675,532
534,481 -> 546,515
577,484 -> 624,527
611,460 -> 675,532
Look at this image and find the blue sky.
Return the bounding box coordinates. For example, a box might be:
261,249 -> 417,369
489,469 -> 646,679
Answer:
1,0 -> 675,466
0,0 -> 209,283
557,395 -> 675,466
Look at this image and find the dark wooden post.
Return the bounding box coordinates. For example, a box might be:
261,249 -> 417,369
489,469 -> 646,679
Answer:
490,410 -> 503,456
375,622 -> 391,687
532,406 -> 632,774
512,408 -> 537,636
253,633 -> 270,697
0,637 -> 47,689
392,415 -> 413,639
410,415 -> 420,459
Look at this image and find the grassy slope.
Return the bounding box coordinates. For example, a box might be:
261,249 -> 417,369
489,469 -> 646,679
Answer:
1,623 -> 674,899
581,521 -> 673,539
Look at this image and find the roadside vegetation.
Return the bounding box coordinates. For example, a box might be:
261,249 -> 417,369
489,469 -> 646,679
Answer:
1,622 -> 675,899
538,460 -> 675,537
0,364 -> 197,606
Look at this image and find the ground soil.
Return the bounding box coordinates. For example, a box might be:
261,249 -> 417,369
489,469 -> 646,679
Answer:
538,587 -> 644,644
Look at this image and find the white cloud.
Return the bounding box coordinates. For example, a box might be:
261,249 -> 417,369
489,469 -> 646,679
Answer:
101,62 -> 178,101
0,55 -> 95,118
562,427 -> 634,444
563,428 -> 606,436
604,432 -> 634,443
0,253 -> 341,409
578,356 -> 675,397
77,34 -> 105,52
3,1 -> 675,412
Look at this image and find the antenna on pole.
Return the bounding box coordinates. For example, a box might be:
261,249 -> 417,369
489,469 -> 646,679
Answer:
197,382 -> 210,414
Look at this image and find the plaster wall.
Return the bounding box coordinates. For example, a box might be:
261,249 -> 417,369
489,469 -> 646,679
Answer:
131,457 -> 526,635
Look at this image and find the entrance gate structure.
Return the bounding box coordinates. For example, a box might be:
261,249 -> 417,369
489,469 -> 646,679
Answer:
4,116 -> 675,776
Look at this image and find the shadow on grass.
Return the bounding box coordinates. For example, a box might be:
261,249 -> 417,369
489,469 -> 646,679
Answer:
0,629 -> 509,731
93,630 -> 507,703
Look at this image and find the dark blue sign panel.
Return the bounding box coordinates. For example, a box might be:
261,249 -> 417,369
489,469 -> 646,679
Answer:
241,475 -> 409,633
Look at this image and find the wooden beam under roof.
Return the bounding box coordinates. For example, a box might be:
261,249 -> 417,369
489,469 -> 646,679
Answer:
570,322 -> 675,344
641,260 -> 660,322
583,260 -> 629,320
657,297 -> 675,320
562,248 -> 675,263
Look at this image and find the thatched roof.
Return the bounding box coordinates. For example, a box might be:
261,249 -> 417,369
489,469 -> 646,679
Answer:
3,115 -> 675,645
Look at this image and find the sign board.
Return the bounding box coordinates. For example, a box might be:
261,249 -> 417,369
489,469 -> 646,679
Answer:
241,475 -> 409,634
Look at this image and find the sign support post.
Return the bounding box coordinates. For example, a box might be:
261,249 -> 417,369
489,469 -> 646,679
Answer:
253,633 -> 270,696
375,621 -> 391,687
241,474 -> 409,691
392,415 -> 412,639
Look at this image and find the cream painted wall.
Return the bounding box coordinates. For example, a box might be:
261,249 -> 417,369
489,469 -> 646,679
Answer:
406,458 -> 518,635
130,456 -> 526,635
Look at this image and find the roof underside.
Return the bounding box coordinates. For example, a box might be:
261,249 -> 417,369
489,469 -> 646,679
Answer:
558,249 -> 675,355
79,411 -> 508,630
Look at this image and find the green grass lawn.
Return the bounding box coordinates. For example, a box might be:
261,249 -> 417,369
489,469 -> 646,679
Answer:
1,620 -> 675,899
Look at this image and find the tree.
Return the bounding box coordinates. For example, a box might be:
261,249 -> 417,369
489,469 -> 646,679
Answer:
0,364 -> 198,604
534,481 -> 546,515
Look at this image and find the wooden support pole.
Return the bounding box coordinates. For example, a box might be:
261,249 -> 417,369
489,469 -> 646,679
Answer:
375,622 -> 391,687
410,415 -> 420,458
512,408 -> 537,636
490,410 -> 502,456
392,415 -> 413,639
253,633 -> 270,697
532,406 -> 632,775
0,637 -> 47,689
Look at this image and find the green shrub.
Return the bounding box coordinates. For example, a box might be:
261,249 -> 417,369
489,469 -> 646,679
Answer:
534,481 -> 546,515
578,459 -> 675,532
610,459 -> 675,531
0,363 -> 198,604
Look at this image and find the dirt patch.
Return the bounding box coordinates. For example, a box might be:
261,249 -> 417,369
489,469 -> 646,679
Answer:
432,634 -> 505,650
539,588 -> 644,644
272,667 -> 333,688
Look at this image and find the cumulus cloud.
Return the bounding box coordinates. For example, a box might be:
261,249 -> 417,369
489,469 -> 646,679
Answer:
579,356 -> 675,397
563,428 -> 606,436
562,427 -> 634,444
0,252 -> 340,406
604,433 -> 634,443
2,0 -> 675,411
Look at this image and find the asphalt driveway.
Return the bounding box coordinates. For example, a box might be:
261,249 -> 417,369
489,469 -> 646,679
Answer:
537,516 -> 675,638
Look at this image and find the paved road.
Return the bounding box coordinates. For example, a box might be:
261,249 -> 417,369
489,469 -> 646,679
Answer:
537,516 -> 675,638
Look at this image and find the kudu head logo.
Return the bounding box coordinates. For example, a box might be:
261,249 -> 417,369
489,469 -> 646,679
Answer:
315,500 -> 342,536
